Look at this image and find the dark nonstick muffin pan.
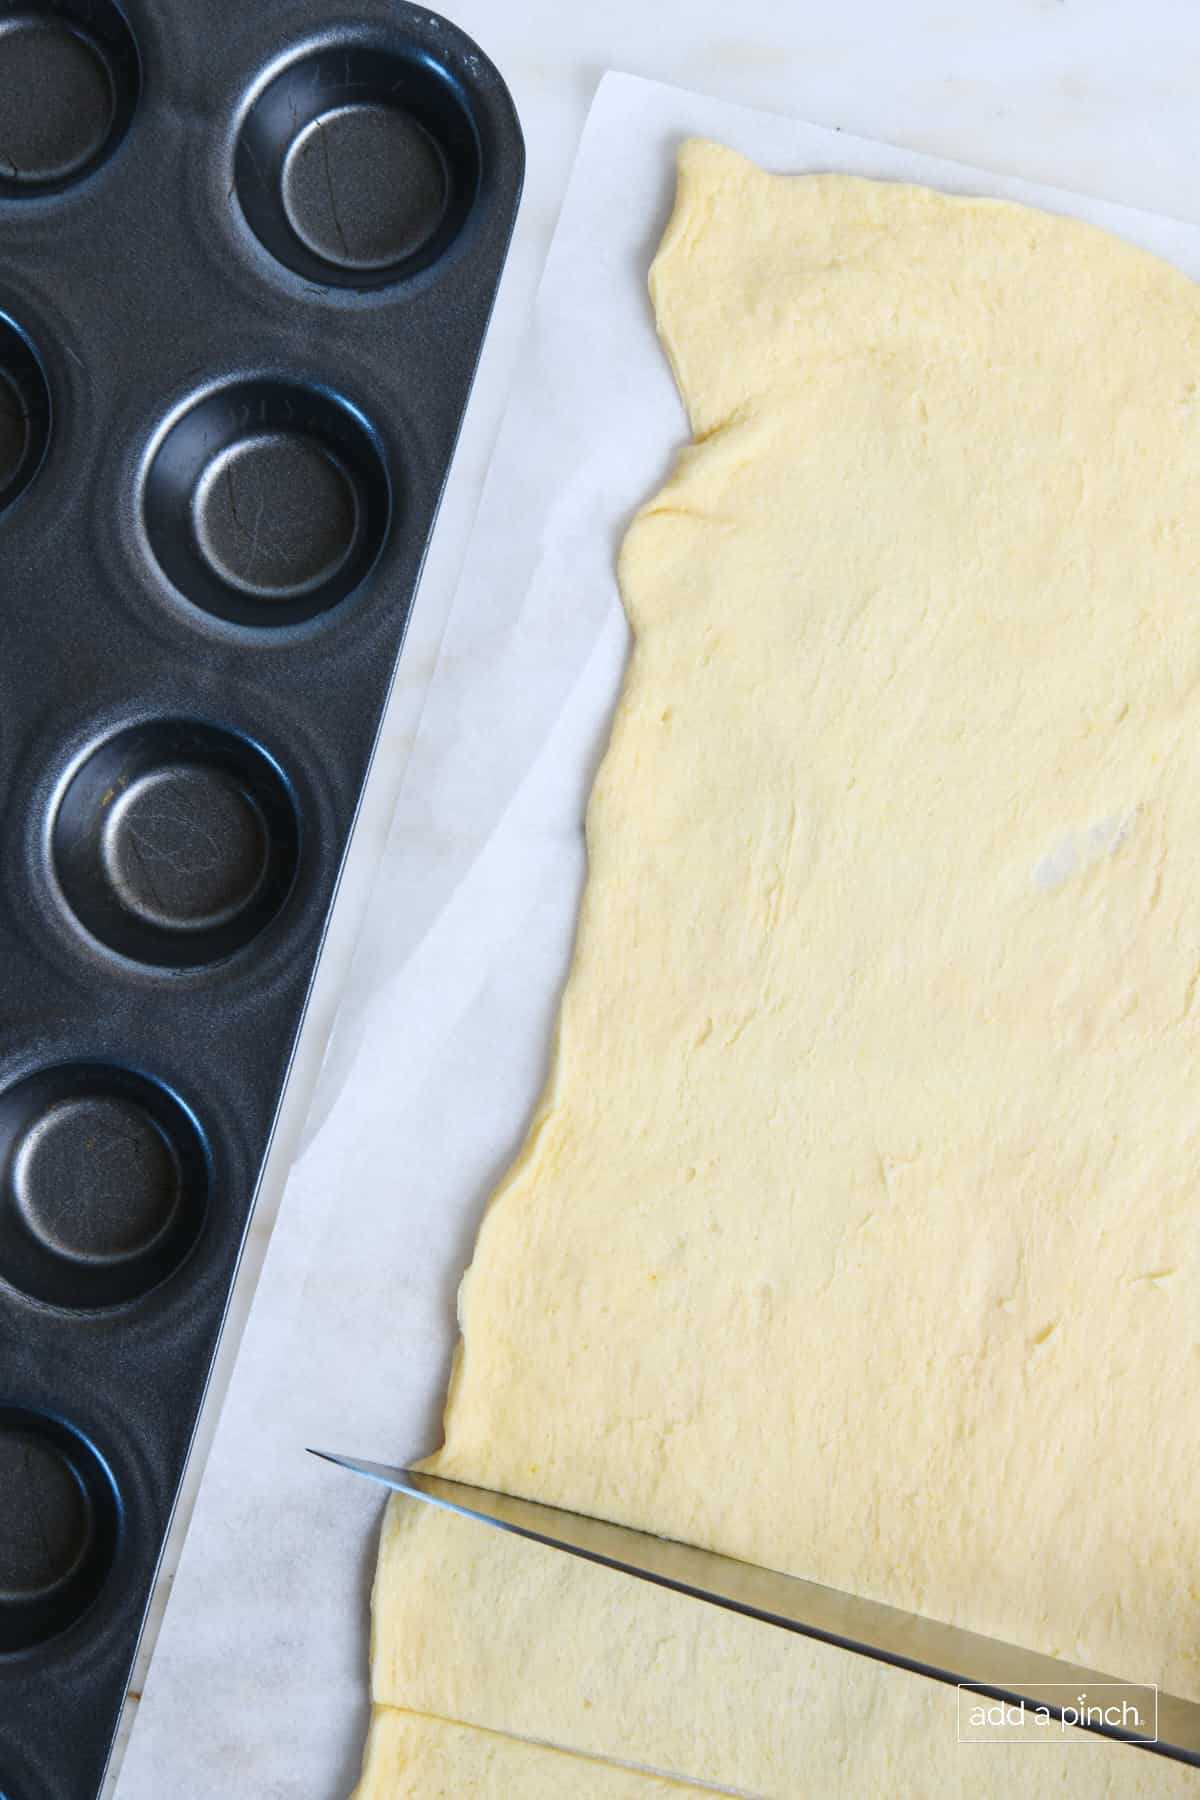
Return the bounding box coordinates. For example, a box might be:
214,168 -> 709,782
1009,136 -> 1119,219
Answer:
0,3 -> 523,1794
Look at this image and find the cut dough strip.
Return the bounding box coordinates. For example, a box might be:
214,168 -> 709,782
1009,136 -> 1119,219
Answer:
353,1705 -> 724,1797
363,1498 -> 1197,1798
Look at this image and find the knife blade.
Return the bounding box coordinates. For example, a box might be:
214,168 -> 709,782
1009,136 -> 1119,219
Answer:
310,1450 -> 1199,1768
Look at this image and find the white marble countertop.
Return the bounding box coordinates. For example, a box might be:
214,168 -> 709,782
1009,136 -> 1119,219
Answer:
105,0 -> 1200,1788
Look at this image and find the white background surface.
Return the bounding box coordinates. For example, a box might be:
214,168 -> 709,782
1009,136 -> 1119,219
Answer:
105,3 -> 1200,1793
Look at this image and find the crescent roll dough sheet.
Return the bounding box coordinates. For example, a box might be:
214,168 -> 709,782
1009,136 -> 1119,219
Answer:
361,141 -> 1200,1793
353,1706 -> 714,1798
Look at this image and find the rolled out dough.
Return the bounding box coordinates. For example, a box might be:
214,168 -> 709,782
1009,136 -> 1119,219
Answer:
354,1705 -> 713,1797
360,1499 -> 1197,1797
361,141 -> 1200,1793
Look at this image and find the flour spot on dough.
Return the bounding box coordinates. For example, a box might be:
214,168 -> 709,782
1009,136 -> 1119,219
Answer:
1032,808 -> 1138,891
1034,835 -> 1079,891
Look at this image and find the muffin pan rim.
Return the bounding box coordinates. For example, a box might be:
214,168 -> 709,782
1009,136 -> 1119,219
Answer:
136,369 -> 396,632
0,0 -> 144,202
0,1058 -> 214,1313
0,307 -> 53,513
217,16 -> 518,305
42,713 -> 306,973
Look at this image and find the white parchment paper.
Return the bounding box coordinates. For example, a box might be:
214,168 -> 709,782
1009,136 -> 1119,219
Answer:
115,72 -> 1200,1798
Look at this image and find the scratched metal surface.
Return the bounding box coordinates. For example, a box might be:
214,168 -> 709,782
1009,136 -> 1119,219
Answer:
0,4 -> 522,1794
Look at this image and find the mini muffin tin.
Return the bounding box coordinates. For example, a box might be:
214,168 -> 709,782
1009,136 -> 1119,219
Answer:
0,2 -> 522,1794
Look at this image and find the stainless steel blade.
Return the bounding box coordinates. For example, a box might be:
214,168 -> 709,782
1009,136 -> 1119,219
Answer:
311,1450 -> 1200,1768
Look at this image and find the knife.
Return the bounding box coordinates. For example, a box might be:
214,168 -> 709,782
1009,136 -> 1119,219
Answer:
310,1450 -> 1200,1769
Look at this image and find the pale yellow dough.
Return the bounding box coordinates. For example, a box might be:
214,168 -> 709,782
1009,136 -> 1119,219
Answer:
363,1501 -> 1196,1797
353,1705 -> 712,1796
362,142 -> 1200,1794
